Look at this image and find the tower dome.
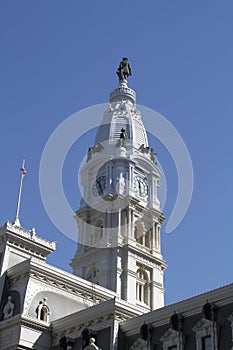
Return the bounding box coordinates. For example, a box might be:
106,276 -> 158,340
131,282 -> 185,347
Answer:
94,79 -> 148,148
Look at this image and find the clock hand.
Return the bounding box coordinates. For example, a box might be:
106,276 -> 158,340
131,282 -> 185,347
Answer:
138,181 -> 141,194
97,179 -> 103,193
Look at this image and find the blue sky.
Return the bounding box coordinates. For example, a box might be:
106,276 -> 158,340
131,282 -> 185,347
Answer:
0,1 -> 233,305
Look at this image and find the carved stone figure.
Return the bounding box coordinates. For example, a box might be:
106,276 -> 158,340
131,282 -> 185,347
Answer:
116,57 -> 132,81
116,173 -> 125,195
139,144 -> 149,154
87,147 -> 92,162
150,148 -> 157,164
3,296 -> 15,319
84,337 -> 100,349
93,143 -> 104,153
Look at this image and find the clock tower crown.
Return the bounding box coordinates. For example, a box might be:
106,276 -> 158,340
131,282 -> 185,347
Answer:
71,59 -> 166,312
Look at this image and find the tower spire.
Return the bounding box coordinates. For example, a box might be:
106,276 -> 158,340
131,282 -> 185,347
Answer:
13,159 -> 27,226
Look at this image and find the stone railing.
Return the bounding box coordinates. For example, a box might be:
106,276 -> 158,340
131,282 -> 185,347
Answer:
5,221 -> 56,250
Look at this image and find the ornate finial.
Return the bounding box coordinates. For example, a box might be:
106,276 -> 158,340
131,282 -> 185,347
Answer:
116,57 -> 132,81
13,159 -> 27,226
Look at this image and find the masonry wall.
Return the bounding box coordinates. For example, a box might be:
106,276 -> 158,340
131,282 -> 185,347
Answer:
121,301 -> 233,349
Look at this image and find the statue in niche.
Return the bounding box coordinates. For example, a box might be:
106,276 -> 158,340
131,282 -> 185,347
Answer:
116,57 -> 132,81
3,296 -> 15,319
116,173 -> 125,195
84,337 -> 100,349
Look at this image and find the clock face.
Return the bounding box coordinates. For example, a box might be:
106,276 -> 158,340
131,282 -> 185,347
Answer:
133,176 -> 148,197
92,175 -> 107,196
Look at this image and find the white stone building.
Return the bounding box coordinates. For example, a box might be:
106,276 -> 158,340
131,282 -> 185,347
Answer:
1,63 -> 233,350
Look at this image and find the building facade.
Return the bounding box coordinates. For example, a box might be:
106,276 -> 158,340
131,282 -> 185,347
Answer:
0,62 -> 233,349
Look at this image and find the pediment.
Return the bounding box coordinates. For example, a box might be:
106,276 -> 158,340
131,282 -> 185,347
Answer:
160,328 -> 179,342
129,337 -> 148,350
192,317 -> 213,333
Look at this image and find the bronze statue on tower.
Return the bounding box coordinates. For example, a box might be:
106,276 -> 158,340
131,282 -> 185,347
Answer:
116,57 -> 132,81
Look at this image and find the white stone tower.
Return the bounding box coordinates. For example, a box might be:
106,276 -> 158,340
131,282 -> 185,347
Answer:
71,58 -> 166,311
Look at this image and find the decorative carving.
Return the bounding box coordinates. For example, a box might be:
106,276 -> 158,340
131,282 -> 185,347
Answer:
170,312 -> 184,332
109,86 -> 136,103
193,316 -> 219,350
202,301 -> 217,321
159,313 -> 185,350
83,337 -> 100,349
3,296 -> 15,319
27,270 -> 102,303
86,144 -> 104,162
5,221 -> 56,250
130,252 -> 163,270
140,323 -> 153,341
160,327 -> 186,350
138,144 -> 149,154
129,338 -> 147,350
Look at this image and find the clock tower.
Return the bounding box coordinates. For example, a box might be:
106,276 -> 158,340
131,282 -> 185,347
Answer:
71,59 -> 166,311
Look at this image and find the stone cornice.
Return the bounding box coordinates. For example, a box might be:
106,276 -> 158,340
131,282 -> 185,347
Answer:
126,245 -> 167,269
6,258 -> 117,302
120,282 -> 233,336
0,221 -> 56,259
109,86 -> 136,104
51,298 -> 145,344
0,314 -> 49,333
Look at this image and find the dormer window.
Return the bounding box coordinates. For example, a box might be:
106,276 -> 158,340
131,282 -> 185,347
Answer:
36,297 -> 50,322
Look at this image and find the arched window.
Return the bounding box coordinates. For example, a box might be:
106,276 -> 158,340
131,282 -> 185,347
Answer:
134,220 -> 144,244
36,297 -> 50,322
136,268 -> 149,304
134,221 -> 151,249
145,230 -> 151,248
91,219 -> 103,246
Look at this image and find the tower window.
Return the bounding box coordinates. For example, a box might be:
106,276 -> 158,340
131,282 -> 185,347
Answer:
134,220 -> 144,243
136,268 -> 149,304
134,220 -> 151,249
95,220 -> 104,243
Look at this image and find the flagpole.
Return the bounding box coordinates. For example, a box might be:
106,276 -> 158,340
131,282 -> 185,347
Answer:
13,159 -> 26,226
